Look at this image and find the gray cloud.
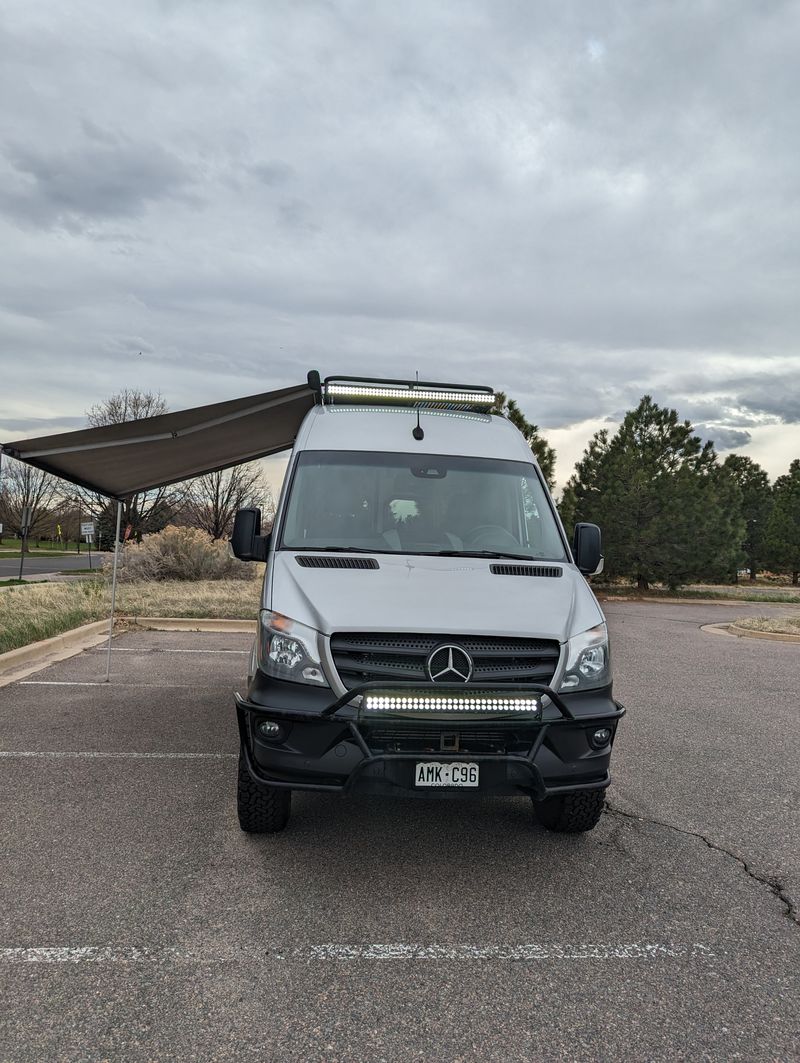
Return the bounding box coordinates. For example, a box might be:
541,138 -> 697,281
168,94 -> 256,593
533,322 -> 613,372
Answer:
694,425 -> 752,451
733,384 -> 800,424
0,414 -> 85,433
2,138 -> 193,229
0,0 -> 798,481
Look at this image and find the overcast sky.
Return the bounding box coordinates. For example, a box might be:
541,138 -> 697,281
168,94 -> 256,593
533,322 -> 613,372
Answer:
1,0 -> 798,492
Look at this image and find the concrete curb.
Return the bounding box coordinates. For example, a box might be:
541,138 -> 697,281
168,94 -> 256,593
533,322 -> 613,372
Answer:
701,621 -> 800,644
125,617 -> 256,633
728,623 -> 800,644
0,620 -> 110,688
700,623 -> 737,638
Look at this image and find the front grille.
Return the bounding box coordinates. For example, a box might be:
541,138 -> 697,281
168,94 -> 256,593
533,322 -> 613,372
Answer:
329,632 -> 560,689
362,720 -> 537,755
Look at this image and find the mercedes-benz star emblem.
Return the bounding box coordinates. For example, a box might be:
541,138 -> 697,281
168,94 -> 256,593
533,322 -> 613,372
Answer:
426,644 -> 473,683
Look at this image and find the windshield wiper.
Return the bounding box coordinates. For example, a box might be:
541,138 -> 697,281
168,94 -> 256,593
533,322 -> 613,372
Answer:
291,546 -> 545,561
431,550 -> 540,561
294,546 -> 391,554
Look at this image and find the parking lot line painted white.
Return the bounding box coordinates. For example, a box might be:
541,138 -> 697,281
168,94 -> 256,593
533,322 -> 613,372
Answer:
0,751 -> 236,759
97,648 -> 249,654
307,943 -> 715,960
0,943 -> 715,963
18,681 -> 107,686
18,681 -> 220,688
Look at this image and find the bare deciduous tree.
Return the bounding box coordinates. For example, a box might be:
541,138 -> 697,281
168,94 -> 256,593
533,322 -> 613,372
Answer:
83,389 -> 184,542
0,455 -> 59,547
184,464 -> 274,540
86,389 -> 168,427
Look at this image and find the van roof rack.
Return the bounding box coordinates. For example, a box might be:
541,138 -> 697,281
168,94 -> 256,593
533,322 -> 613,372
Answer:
311,373 -> 496,412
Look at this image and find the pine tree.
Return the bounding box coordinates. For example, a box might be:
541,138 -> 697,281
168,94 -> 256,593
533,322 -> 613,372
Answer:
492,392 -> 556,488
765,460 -> 800,584
720,455 -> 772,580
563,396 -> 743,589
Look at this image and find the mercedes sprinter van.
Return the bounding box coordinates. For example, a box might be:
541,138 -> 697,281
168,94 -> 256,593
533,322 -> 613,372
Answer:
231,373 -> 624,834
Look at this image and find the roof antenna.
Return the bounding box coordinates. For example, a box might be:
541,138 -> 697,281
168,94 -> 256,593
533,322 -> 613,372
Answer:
412,369 -> 424,440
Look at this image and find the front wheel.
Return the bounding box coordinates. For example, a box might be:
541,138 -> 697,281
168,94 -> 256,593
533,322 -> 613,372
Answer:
533,789 -> 605,833
237,748 -> 291,833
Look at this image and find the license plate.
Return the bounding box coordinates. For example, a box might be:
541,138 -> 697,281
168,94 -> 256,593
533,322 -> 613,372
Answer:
414,762 -> 479,788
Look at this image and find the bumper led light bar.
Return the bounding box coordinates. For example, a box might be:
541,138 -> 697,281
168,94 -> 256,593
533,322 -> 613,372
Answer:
363,693 -> 542,715
322,376 -> 496,412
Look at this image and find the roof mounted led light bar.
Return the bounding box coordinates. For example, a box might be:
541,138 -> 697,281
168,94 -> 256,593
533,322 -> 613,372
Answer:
363,693 -> 542,715
316,374 -> 496,412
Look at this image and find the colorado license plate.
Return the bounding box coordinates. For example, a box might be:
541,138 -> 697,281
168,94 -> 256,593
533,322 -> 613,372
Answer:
414,762 -> 479,788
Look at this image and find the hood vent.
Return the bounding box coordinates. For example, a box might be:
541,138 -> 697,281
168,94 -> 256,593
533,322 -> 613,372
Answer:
296,555 -> 379,570
490,564 -> 563,578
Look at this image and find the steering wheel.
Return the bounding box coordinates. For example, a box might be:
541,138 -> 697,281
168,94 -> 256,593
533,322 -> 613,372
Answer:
466,524 -> 521,548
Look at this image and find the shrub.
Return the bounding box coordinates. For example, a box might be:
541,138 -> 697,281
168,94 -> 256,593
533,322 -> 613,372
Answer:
104,525 -> 257,582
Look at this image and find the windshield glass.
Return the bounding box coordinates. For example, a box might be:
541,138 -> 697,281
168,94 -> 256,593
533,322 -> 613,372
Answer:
280,451 -> 566,560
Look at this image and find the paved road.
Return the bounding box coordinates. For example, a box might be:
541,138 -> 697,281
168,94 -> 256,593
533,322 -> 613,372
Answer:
0,552 -> 105,578
1,602 -> 798,1061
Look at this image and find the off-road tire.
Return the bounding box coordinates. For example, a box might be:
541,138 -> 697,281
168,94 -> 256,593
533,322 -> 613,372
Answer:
237,748 -> 291,833
533,788 -> 605,833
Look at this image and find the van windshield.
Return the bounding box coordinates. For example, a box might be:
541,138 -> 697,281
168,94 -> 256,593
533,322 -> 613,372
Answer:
280,451 -> 567,560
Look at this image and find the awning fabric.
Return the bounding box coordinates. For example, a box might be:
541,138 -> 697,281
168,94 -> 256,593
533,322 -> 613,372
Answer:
2,384 -> 314,499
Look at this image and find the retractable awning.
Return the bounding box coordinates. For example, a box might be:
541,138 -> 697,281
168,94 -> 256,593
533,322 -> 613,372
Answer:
1,384 -> 315,499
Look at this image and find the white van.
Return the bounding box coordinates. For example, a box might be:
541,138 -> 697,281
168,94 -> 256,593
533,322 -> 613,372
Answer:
232,373 -> 624,833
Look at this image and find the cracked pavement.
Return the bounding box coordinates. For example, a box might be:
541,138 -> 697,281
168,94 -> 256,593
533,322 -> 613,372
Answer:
1,602 -> 799,1061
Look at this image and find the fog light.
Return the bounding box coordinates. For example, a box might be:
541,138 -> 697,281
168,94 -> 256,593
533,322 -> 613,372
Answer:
589,726 -> 612,749
257,720 -> 283,740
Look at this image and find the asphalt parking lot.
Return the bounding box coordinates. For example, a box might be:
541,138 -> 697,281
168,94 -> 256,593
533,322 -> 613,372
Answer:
1,601 -> 799,1062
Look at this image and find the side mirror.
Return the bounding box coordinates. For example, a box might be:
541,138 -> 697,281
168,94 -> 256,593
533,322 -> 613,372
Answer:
231,508 -> 271,562
573,522 -> 603,576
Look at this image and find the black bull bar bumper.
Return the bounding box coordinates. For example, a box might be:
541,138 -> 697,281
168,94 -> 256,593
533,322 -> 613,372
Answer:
235,680 -> 626,799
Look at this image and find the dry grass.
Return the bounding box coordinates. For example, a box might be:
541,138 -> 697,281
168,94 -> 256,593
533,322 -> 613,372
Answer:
116,579 -> 261,620
733,615 -> 800,635
0,577 -> 262,654
597,584 -> 800,603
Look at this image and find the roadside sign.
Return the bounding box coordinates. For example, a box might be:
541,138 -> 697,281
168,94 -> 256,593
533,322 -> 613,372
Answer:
80,522 -> 95,537
0,523 -> 3,534
21,506 -> 32,533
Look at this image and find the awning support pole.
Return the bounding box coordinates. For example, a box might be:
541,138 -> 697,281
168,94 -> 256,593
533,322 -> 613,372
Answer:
105,501 -> 122,683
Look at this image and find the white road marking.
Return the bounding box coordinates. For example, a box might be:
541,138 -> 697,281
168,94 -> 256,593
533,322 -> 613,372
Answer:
91,648 -> 249,655
18,681 -> 107,686
0,947 -> 158,963
306,943 -> 715,960
18,681 -> 226,688
0,751 -> 236,759
0,943 -> 714,963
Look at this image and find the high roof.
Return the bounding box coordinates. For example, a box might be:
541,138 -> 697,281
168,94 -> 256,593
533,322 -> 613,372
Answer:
296,404 -> 534,464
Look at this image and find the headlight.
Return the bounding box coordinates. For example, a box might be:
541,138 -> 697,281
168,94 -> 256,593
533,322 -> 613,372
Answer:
257,611 -> 328,686
560,623 -> 611,692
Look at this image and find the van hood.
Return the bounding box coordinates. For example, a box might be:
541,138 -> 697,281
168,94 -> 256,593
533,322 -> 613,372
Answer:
267,552 -> 604,643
